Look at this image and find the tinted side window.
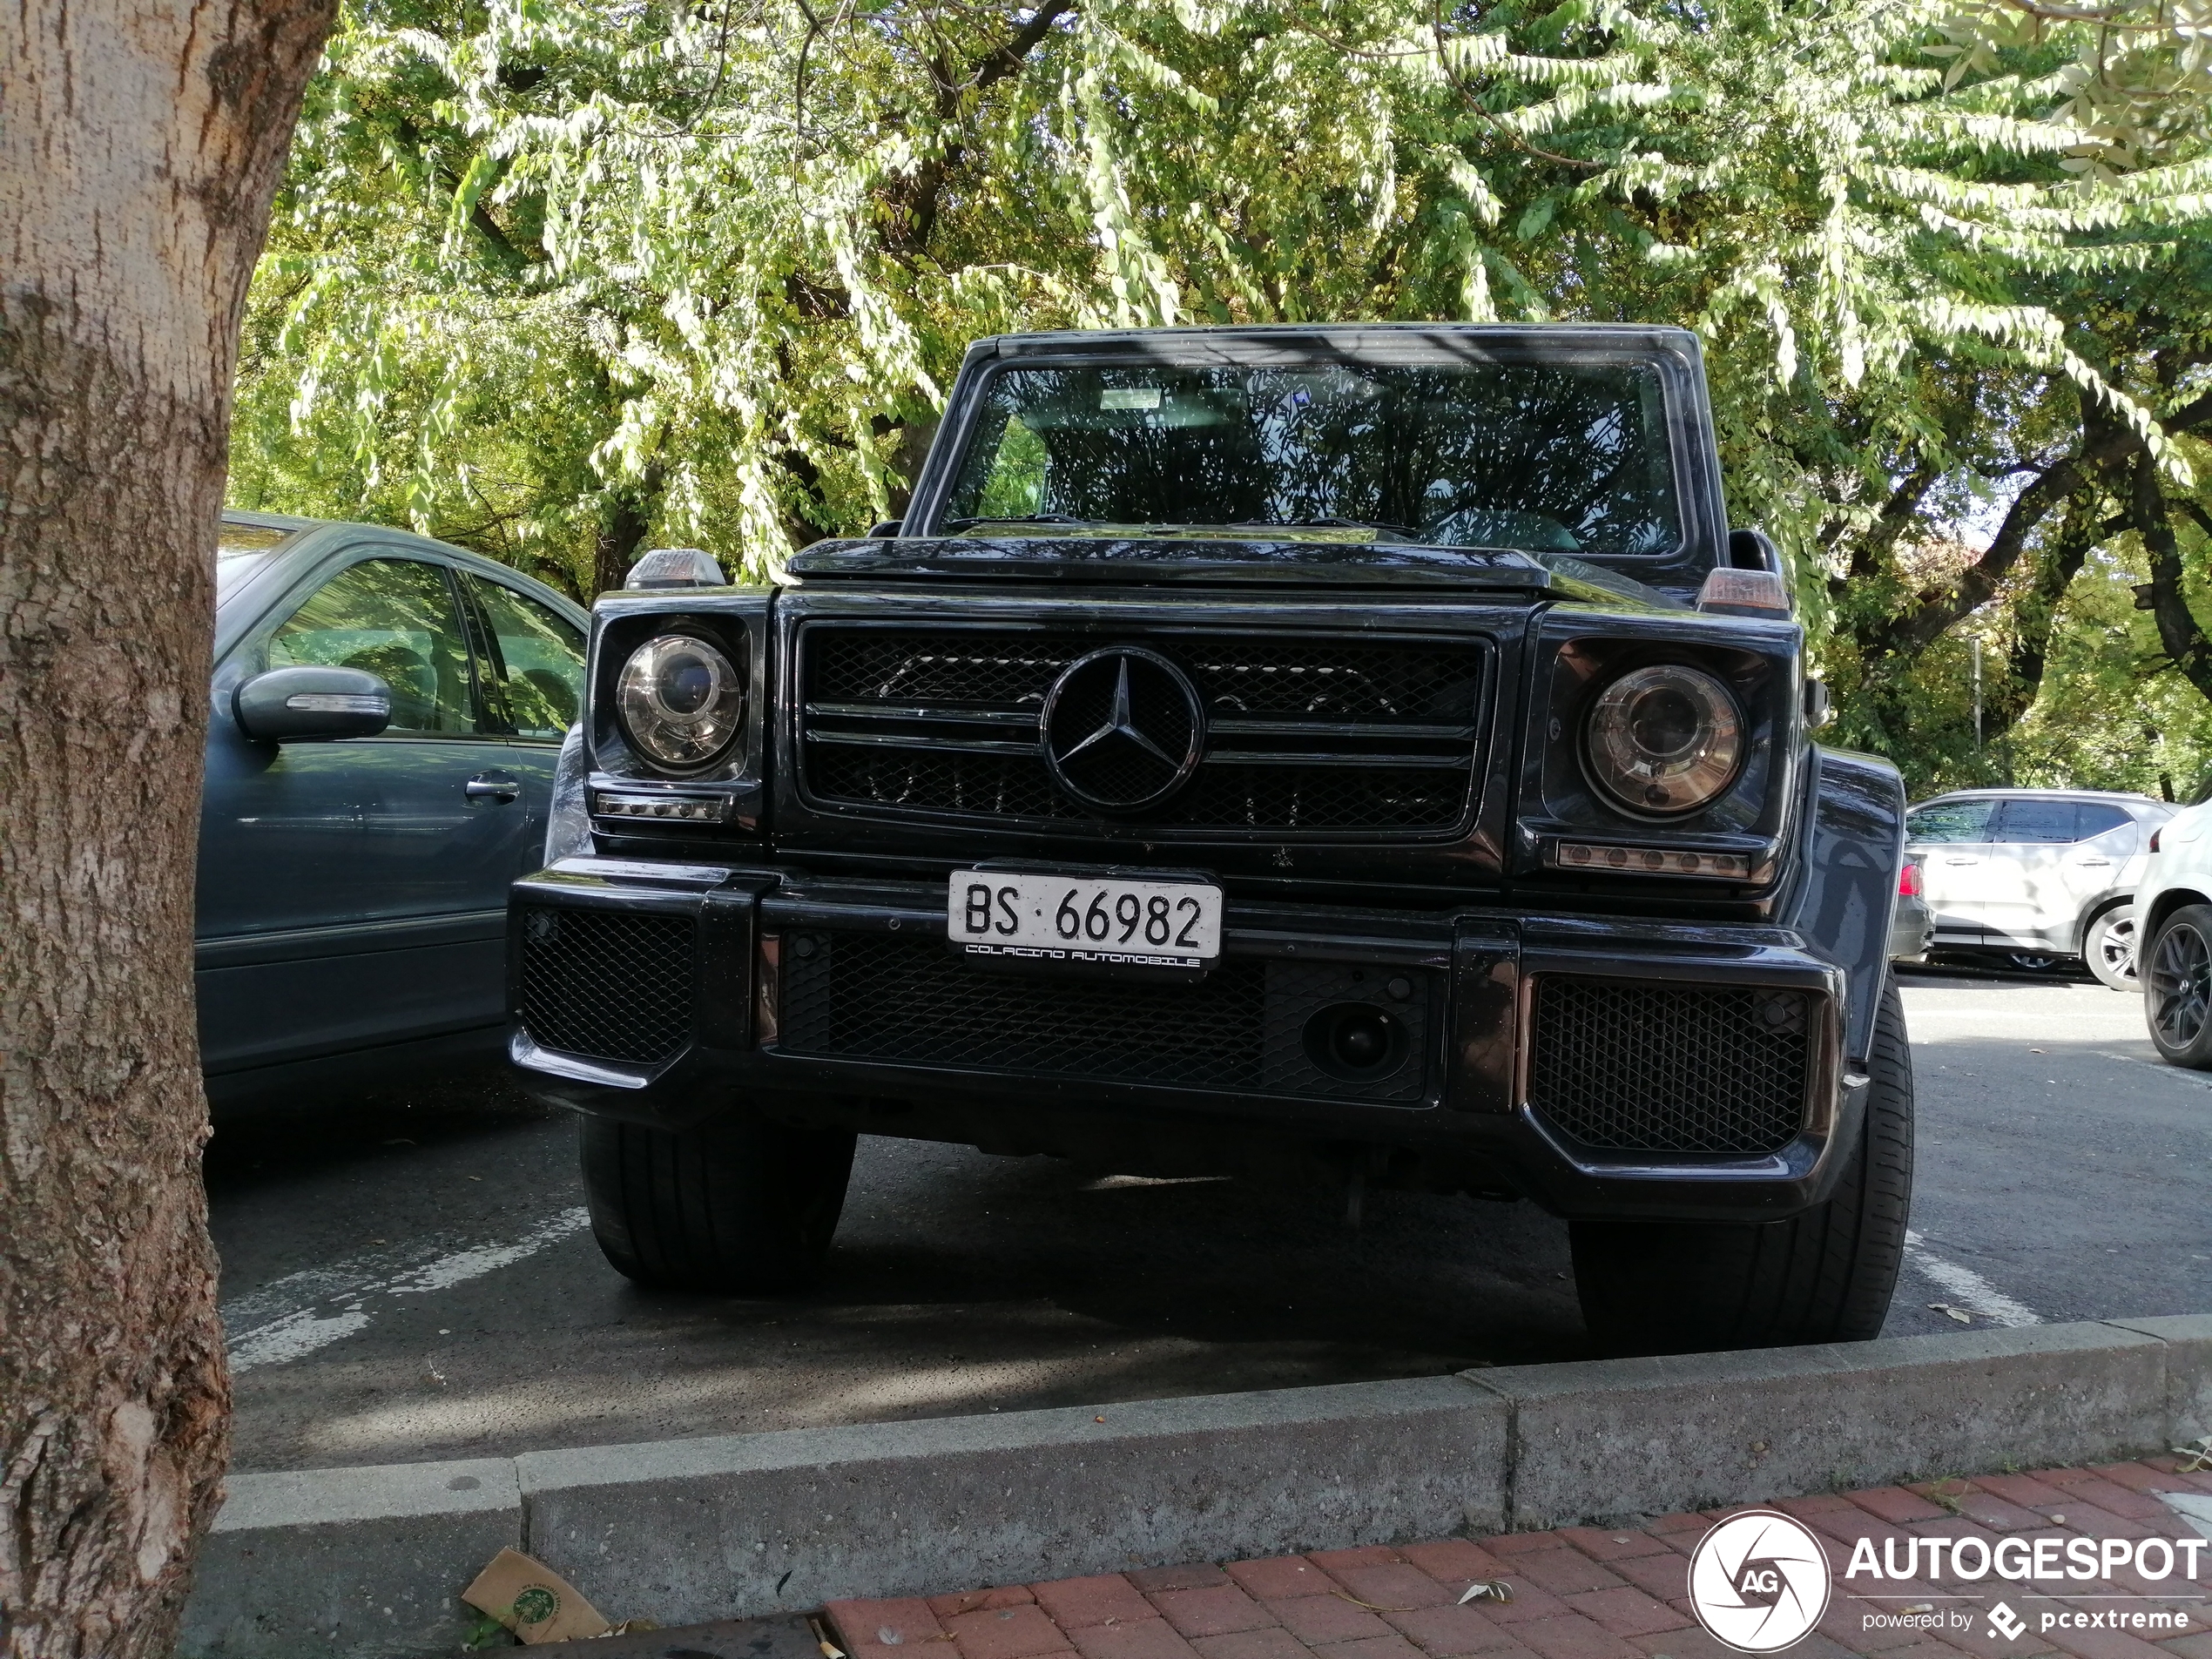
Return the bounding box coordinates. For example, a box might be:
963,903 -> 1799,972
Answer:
463,575 -> 587,741
1905,800 -> 1995,843
2074,804 -> 2131,840
1993,799 -> 2080,844
268,558 -> 474,735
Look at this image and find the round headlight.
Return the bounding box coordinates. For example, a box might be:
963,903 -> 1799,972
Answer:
616,633 -> 745,770
1584,664 -> 1743,816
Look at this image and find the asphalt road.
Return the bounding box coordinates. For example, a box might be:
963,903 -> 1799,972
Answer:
206,968 -> 2212,1473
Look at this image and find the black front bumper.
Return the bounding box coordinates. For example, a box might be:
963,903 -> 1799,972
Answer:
508,857 -> 1864,1223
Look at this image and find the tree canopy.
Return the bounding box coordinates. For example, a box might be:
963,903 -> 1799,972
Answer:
227,0 -> 2212,794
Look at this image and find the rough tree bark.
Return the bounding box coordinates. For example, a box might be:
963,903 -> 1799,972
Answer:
0,0 -> 334,1649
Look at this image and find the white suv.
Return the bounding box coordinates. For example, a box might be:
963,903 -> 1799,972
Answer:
1905,789 -> 2174,989
2129,798 -> 2212,1062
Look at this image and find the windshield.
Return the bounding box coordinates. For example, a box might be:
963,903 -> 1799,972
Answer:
217,522 -> 293,600
940,359 -> 1683,558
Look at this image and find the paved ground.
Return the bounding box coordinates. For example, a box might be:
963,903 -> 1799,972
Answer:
205,968 -> 2212,1473
799,1459 -> 2212,1659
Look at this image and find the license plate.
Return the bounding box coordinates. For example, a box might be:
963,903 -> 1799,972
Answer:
948,870 -> 1224,966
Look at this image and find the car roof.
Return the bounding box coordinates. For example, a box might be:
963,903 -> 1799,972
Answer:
1912,788 -> 2165,804
1909,788 -> 2174,821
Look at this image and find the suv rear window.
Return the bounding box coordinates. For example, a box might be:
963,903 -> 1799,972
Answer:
1993,799 -> 2080,843
941,360 -> 1683,560
1991,799 -> 2134,844
1905,799 -> 1995,842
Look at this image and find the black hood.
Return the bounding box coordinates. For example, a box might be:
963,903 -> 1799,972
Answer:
786,533 -> 1682,606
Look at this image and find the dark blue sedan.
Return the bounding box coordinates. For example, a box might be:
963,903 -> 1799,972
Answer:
200,510 -> 590,1107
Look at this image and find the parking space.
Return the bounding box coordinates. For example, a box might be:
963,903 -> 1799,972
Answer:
205,970 -> 2212,1474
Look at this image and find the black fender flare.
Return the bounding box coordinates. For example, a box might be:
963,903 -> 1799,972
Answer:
2141,884 -> 2212,951
1778,745 -> 1906,1066
2071,887 -> 2134,954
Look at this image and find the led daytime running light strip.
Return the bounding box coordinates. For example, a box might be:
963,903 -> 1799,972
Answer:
594,791 -> 729,823
1551,840 -> 1750,879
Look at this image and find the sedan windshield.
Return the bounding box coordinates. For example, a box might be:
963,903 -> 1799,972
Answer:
941,359 -> 1683,559
216,522 -> 293,601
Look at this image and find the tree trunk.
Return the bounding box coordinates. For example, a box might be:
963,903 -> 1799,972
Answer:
0,0 -> 334,1650
590,474 -> 661,598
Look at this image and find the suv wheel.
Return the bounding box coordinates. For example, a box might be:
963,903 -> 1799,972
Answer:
2084,907 -> 2140,992
1570,980 -> 1913,1356
2145,904 -> 2212,1068
579,1110 -> 856,1293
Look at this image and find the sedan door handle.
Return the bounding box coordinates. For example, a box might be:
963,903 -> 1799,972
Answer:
465,774 -> 520,804
2073,856 -> 2112,867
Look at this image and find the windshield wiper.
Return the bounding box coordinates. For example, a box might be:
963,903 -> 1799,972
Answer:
942,513 -> 1096,530
1227,516 -> 1416,538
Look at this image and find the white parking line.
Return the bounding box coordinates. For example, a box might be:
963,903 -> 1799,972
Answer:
224,1206 -> 591,1372
1903,1229 -> 2042,1327
2097,1050 -> 2212,1089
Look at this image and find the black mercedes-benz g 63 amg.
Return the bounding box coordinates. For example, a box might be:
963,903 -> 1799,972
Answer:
509,323 -> 1913,1355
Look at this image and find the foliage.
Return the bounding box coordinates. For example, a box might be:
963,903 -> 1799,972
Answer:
230,0 -> 2212,787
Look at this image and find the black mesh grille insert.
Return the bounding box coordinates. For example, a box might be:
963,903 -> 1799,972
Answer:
516,907 -> 694,1066
1527,977 -> 1813,1155
778,930 -> 1431,1101
800,626 -> 1486,834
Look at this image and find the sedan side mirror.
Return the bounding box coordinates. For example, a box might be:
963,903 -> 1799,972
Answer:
234,665 -> 392,743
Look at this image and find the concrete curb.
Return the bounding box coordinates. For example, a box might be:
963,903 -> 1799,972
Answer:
179,1314 -> 2212,1658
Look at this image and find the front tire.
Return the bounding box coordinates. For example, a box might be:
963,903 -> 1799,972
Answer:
2145,904 -> 2212,1069
580,1109 -> 856,1293
2084,907 -> 2140,992
1571,981 -> 1914,1356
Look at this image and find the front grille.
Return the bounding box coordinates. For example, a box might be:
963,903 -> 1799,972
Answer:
516,907 -> 694,1066
1527,977 -> 1814,1155
799,627 -> 1486,834
779,930 -> 1430,1102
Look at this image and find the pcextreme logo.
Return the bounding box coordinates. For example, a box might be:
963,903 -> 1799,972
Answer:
1689,1511 -> 1834,1653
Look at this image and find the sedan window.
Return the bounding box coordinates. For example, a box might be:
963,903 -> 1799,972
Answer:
267,558 -> 475,735
1905,799 -> 1995,842
462,574 -> 586,741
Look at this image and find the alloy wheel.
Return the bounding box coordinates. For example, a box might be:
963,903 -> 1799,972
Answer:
2148,921 -> 2212,1048
2095,915 -> 2139,984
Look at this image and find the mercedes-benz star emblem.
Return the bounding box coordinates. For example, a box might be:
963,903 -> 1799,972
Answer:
1041,647 -> 1205,812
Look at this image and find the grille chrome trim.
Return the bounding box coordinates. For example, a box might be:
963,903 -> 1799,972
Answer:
806,729 -> 1044,757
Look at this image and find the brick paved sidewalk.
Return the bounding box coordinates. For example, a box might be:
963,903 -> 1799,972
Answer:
826,1459 -> 2212,1659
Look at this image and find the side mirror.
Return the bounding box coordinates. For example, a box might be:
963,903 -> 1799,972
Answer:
234,665 -> 391,742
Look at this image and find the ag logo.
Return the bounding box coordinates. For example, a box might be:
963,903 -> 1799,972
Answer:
1688,1510 -> 1832,1652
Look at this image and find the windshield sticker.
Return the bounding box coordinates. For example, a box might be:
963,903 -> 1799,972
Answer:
1100,387 -> 1163,410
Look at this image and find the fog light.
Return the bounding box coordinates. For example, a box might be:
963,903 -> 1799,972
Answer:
1550,840 -> 1751,880
1303,1002 -> 1406,1080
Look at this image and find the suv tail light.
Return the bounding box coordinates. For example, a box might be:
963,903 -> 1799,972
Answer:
2150,826 -> 2162,853
1898,860 -> 1924,899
